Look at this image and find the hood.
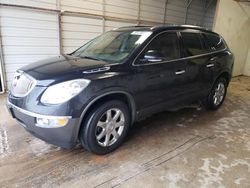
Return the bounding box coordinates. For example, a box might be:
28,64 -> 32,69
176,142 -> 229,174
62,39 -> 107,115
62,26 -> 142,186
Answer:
20,54 -> 109,81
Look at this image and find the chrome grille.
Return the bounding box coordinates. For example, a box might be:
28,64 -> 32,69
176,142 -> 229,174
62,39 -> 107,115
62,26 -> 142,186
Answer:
11,71 -> 35,97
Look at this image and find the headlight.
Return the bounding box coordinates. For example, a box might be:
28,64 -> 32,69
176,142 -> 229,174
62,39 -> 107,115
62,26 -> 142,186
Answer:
41,79 -> 90,104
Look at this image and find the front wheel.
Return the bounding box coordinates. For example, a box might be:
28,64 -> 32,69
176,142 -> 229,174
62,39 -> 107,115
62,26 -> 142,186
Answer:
204,77 -> 228,110
79,100 -> 131,155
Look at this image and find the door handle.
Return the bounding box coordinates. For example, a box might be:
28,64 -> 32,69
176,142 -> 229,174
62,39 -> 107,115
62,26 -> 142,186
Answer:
206,63 -> 215,68
210,57 -> 217,61
175,70 -> 185,75
147,58 -> 163,62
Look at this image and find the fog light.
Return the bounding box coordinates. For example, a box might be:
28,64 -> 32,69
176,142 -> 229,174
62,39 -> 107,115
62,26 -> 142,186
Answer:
37,118 -> 49,126
36,117 -> 69,128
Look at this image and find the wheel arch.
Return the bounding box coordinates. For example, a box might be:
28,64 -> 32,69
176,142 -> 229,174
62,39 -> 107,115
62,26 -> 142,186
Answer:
218,71 -> 231,85
213,71 -> 231,88
205,71 -> 230,110
77,91 -> 137,135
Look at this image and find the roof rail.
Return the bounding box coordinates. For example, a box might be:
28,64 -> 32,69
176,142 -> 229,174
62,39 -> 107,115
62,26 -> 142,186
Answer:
118,25 -> 150,29
151,24 -> 210,31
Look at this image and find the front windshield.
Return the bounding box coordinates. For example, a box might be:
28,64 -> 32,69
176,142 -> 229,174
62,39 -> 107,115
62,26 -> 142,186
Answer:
72,30 -> 152,64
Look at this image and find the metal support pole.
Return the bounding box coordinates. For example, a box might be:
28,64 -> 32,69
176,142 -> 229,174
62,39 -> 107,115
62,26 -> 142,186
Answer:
137,0 -> 141,25
184,0 -> 193,24
212,0 -> 220,30
56,0 -> 62,54
102,0 -> 106,32
163,0 -> 169,24
201,0 -> 215,27
58,13 -> 63,54
200,0 -> 207,26
0,30 -> 6,93
56,0 -> 60,10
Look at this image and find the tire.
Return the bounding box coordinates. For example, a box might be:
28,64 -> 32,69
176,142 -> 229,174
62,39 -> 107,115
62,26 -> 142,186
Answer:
205,77 -> 228,110
79,100 -> 131,155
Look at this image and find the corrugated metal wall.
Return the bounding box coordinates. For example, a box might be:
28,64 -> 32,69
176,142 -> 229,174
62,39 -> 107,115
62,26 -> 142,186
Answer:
165,0 -> 187,25
104,20 -> 135,32
140,0 -> 165,23
0,0 -> 217,91
61,15 -> 103,53
0,0 -> 57,9
203,0 -> 217,29
186,0 -> 204,26
186,0 -> 217,28
0,7 -> 60,88
61,0 -> 103,15
105,0 -> 139,20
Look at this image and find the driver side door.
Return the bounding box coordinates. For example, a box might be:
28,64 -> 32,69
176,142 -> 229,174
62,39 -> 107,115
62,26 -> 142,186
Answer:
133,31 -> 189,118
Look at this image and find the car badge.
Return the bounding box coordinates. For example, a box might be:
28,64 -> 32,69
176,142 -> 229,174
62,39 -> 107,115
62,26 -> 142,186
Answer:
13,73 -> 22,87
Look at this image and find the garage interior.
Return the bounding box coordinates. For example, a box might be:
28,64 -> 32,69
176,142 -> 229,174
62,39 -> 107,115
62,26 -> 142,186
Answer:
0,0 -> 250,187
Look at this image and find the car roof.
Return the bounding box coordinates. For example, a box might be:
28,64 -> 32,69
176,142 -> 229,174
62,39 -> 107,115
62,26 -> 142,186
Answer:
115,24 -> 218,35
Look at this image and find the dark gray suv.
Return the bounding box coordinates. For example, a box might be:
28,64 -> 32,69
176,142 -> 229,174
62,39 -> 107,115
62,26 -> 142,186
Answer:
7,25 -> 234,154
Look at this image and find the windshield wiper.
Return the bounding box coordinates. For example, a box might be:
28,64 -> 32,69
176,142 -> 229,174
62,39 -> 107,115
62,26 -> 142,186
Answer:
80,55 -> 102,61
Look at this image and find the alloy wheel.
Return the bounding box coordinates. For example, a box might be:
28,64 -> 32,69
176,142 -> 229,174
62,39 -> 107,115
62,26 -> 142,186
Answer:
95,108 -> 125,147
213,82 -> 225,106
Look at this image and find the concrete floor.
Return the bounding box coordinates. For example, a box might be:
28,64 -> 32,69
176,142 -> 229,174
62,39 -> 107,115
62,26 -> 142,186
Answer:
0,76 -> 250,188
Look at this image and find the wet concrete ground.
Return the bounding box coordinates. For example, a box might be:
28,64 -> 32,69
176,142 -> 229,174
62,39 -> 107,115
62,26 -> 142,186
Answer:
0,76 -> 250,188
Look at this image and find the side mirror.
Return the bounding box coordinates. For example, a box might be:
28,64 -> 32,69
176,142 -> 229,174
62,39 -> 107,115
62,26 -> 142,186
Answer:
141,50 -> 163,62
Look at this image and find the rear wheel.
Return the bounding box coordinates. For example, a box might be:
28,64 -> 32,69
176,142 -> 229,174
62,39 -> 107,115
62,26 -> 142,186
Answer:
79,100 -> 130,155
205,77 -> 228,110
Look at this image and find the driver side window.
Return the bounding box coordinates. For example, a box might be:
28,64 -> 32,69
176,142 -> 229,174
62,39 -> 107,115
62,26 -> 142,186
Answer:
139,32 -> 180,64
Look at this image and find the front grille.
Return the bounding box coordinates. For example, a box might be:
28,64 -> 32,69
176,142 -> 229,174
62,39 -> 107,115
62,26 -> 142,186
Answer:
11,71 -> 35,97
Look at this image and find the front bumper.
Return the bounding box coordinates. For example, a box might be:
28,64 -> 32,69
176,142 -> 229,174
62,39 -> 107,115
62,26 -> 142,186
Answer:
6,100 -> 80,149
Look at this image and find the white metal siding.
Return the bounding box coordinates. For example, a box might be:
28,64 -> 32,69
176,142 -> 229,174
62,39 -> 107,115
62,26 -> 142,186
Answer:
104,20 -> 136,32
61,15 -> 103,54
0,7 -> 59,87
140,0 -> 165,23
0,0 -> 57,9
62,18 -> 136,54
62,17 -> 137,54
60,0 -> 103,15
105,0 -> 139,20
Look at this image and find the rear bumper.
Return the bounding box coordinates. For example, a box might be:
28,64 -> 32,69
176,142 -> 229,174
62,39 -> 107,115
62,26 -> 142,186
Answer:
6,100 -> 80,149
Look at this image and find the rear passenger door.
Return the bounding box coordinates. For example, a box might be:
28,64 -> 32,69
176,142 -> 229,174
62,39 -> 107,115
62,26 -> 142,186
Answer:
202,33 -> 227,88
180,31 -> 212,98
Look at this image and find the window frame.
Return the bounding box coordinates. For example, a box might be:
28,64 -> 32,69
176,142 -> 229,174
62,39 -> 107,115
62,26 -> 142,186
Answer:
134,31 -> 181,65
180,30 -> 208,57
132,30 -> 227,67
201,32 -> 226,52
133,31 -> 181,66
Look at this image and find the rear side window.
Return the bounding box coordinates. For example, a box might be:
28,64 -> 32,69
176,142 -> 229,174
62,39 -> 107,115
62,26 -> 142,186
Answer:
203,33 -> 226,51
181,32 -> 206,57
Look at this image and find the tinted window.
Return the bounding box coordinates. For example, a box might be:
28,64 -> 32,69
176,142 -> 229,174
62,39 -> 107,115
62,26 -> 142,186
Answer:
140,32 -> 180,63
181,32 -> 206,57
204,33 -> 225,51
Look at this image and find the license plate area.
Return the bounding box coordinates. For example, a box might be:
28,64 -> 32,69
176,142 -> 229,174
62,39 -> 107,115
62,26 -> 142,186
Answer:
10,107 -> 35,128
